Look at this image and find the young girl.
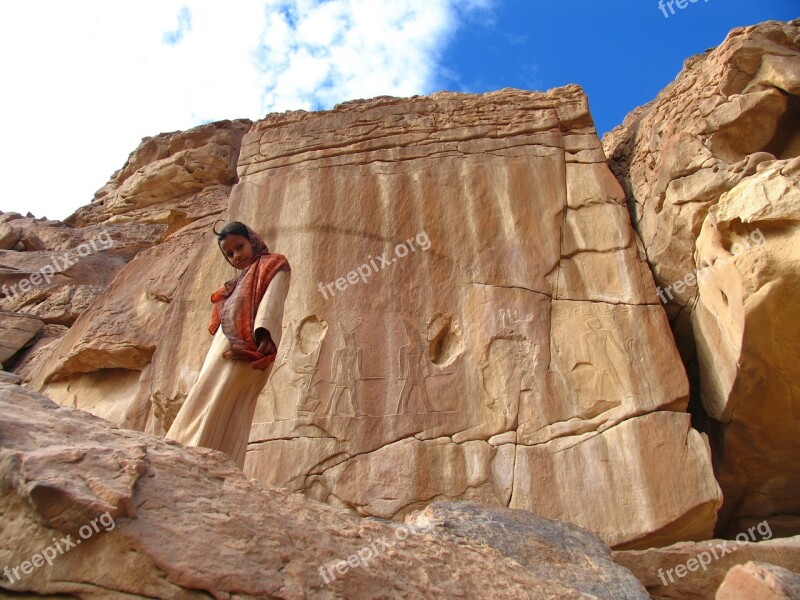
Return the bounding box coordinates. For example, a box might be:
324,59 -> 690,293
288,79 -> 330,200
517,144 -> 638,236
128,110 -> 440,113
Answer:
165,220 -> 290,469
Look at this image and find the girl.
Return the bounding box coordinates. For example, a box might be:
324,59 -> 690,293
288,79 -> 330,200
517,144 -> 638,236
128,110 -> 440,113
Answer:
165,220 -> 290,469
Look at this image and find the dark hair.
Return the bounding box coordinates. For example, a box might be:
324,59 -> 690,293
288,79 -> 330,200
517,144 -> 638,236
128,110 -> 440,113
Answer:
212,220 -> 250,244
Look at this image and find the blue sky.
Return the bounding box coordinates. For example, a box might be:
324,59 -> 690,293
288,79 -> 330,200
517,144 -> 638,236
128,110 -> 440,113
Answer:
440,0 -> 799,134
0,1 -> 796,220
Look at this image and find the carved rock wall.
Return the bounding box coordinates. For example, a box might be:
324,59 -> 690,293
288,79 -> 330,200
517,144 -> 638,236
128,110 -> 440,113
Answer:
197,86 -> 719,549
13,76 -> 733,550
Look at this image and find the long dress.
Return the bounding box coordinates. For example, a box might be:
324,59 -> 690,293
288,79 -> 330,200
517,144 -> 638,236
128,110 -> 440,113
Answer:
165,268 -> 290,469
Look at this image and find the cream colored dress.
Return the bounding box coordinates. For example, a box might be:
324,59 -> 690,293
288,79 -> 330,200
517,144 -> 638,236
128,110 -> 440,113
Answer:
165,269 -> 290,469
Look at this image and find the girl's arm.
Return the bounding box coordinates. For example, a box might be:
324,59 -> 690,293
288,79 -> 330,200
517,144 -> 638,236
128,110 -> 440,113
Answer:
253,269 -> 291,355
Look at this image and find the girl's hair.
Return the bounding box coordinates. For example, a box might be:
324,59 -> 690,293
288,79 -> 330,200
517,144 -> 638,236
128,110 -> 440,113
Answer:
212,220 -> 250,244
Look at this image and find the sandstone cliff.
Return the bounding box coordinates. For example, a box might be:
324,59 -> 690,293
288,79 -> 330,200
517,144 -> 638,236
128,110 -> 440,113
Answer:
604,18 -> 800,537
8,84 -> 723,551
0,17 -> 798,599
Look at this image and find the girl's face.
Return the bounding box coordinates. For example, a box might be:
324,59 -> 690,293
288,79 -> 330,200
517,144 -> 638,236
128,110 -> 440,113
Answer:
220,234 -> 254,270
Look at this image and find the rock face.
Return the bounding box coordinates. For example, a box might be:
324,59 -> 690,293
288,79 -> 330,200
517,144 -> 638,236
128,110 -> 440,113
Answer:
7,18 -> 800,561
0,382 -> 649,599
716,561 -> 800,600
0,310 -> 43,364
232,86 -> 720,549
603,18 -> 800,535
14,86 -> 724,549
13,120 -> 252,426
614,534 -> 800,599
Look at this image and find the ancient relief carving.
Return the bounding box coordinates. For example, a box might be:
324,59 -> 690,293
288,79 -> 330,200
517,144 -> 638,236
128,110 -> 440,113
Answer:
576,317 -> 635,405
622,330 -> 652,404
263,324 -> 291,421
481,335 -> 539,418
264,316 -> 327,421
323,320 -> 364,417
292,365 -> 325,420
292,316 -> 328,419
394,323 -> 430,414
486,309 -> 541,417
395,320 -> 437,414
452,333 -> 539,443
498,307 -> 538,332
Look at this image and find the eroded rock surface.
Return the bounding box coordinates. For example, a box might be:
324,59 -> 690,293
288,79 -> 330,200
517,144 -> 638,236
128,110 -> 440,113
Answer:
225,86 -> 717,548
0,382 -> 648,599
408,501 -> 649,598
603,18 -> 800,535
10,120 -> 252,424
716,561 -> 800,599
16,86 -> 722,549
0,310 -> 43,364
614,534 -> 800,599
65,119 -> 252,228
0,218 -> 141,333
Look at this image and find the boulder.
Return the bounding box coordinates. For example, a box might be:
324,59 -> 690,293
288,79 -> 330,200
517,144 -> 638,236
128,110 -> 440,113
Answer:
614,534 -> 800,599
716,561 -> 800,599
0,223 -> 20,250
0,382 -> 647,599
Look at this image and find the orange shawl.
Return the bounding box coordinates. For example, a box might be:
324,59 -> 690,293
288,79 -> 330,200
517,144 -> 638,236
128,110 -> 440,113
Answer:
208,226 -> 290,370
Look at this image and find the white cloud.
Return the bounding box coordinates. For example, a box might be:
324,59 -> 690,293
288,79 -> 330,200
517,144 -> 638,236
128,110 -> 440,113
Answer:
256,0 -> 450,110
0,1 -> 492,221
163,6 -> 193,45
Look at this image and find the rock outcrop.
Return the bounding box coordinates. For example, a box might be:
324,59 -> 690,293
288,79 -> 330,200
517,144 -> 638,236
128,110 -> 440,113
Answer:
0,215 -> 140,325
0,214 -> 154,382
716,561 -> 800,600
0,382 -> 649,599
7,120 -> 252,424
0,310 -> 43,364
603,18 -> 800,536
65,119 -> 252,228
3,16 -> 799,571
614,534 -> 800,599
13,84 -> 723,549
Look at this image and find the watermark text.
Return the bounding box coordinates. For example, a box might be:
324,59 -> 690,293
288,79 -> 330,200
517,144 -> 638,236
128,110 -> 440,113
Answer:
657,520 -> 772,586
318,230 -> 431,300
3,511 -> 116,584
318,520 -> 433,584
657,228 -> 764,304
0,227 -> 113,300
658,0 -> 711,19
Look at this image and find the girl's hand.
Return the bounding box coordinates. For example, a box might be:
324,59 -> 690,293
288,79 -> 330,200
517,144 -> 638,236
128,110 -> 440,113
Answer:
255,328 -> 277,355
